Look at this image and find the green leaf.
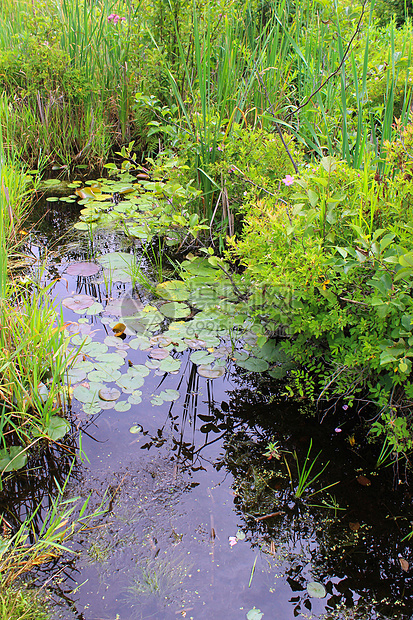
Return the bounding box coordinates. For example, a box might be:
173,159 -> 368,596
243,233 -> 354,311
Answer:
0,446 -> 28,472
246,609 -> 264,620
159,389 -> 180,401
238,357 -> 269,372
63,294 -> 96,312
97,251 -> 135,270
159,357 -> 181,373
128,391 -> 143,405
129,335 -> 151,350
159,301 -> 191,319
82,342 -> 109,357
197,364 -> 225,379
129,424 -> 143,434
116,374 -> 144,393
44,416 -> 70,441
114,401 -> 131,412
155,280 -> 190,301
87,302 -> 104,315
88,369 -> 121,383
190,350 -> 216,365
307,581 -> 326,598
73,384 -> 97,403
127,365 -> 150,377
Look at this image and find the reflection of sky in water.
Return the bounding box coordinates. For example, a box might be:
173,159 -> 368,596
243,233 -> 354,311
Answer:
5,196 -> 413,620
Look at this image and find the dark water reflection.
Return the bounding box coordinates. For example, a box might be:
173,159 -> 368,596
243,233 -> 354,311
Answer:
1,196 -> 412,620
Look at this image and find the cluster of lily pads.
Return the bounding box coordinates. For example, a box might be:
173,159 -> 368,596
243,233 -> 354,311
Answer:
46,164 -> 207,247
62,249 -> 293,420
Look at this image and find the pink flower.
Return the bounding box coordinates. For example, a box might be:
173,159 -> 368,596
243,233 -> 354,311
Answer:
282,175 -> 295,186
108,13 -> 126,24
342,404 -> 348,411
335,427 -> 342,433
228,536 -> 238,547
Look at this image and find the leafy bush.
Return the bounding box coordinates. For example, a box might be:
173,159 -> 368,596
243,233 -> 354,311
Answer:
228,134 -> 413,454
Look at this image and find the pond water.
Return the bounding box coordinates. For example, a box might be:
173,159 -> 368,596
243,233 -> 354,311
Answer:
2,190 -> 413,620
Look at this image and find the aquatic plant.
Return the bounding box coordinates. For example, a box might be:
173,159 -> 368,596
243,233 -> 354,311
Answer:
284,440 -> 337,499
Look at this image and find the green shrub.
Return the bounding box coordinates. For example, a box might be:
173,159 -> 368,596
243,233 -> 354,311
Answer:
228,140 -> 413,455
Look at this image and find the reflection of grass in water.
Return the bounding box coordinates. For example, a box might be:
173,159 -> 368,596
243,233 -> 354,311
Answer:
127,553 -> 189,600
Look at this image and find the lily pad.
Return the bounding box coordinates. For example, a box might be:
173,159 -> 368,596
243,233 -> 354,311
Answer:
145,359 -> 161,369
190,350 -> 216,365
159,301 -> 191,319
197,364 -> 225,379
129,424 -> 143,434
159,357 -> 181,373
82,342 -> 109,357
128,391 -> 143,405
82,402 -> 102,415
246,609 -> 264,620
97,251 -> 135,270
98,387 -> 121,402
62,294 -> 96,312
86,302 -> 104,316
156,280 -> 190,301
67,366 -> 88,383
129,335 -> 151,350
127,365 -> 150,377
65,262 -> 101,277
159,389 -> 180,402
71,334 -> 92,347
73,384 -> 98,404
104,336 -> 129,350
238,357 -> 269,372
151,396 -> 164,406
114,401 -> 131,412
45,416 -> 70,441
307,582 -> 326,599
149,348 -> 170,360
116,374 -> 144,393
104,297 -> 144,317
96,353 -> 125,367
0,446 -> 28,472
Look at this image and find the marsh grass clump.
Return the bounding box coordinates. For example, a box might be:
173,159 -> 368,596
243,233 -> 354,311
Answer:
0,583 -> 50,620
127,554 -> 189,600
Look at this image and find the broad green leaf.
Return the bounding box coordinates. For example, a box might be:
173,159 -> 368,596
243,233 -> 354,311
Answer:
197,364 -> 225,379
190,351 -> 216,365
307,581 -> 326,598
0,446 -> 28,472
156,280 -> 190,301
128,391 -> 143,404
45,417 -> 70,441
129,424 -> 143,434
87,302 -> 104,315
116,374 -> 144,393
159,389 -> 180,401
159,357 -> 181,373
114,401 -> 131,412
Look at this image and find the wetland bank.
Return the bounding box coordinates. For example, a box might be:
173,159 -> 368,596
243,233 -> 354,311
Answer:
1,0 -> 413,618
